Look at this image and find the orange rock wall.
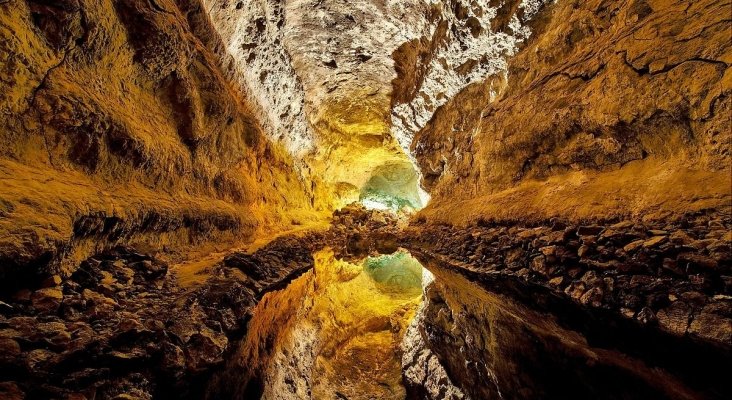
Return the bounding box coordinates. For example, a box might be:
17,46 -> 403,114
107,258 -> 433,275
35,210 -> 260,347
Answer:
0,0 -> 318,280
410,0 -> 731,224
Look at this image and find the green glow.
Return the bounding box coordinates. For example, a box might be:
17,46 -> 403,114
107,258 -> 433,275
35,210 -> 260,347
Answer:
362,251 -> 423,296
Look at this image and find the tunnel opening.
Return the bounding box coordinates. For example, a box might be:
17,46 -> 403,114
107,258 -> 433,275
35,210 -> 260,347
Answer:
358,161 -> 429,212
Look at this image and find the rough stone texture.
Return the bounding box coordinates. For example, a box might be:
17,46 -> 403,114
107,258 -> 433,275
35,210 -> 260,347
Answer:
202,0 -> 313,157
391,0 -> 551,158
410,0 -> 731,223
0,0 -> 318,283
405,209 -> 732,348
0,235 -> 320,399
403,261 -> 732,399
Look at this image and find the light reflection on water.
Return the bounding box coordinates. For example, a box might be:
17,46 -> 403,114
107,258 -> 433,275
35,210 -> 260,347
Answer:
233,248 -> 427,400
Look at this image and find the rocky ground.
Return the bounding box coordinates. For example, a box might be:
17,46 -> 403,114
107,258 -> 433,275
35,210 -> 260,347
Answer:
0,204 -> 399,399
405,209 -> 732,346
400,209 -> 732,399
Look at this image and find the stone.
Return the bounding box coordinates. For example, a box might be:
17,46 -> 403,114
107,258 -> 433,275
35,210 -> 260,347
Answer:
530,256 -> 554,277
623,240 -> 644,252
564,281 -> 587,301
688,302 -> 732,343
643,236 -> 667,248
31,287 -> 63,314
580,287 -> 604,307
669,231 -> 695,245
40,275 -> 63,288
657,302 -> 692,336
577,226 -> 604,236
636,307 -> 657,324
577,245 -> 590,258
548,277 -> 564,287
678,253 -> 717,270
0,337 -> 21,362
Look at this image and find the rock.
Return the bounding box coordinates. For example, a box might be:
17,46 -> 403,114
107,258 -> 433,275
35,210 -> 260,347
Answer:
161,342 -> 186,376
623,240 -> 644,252
580,287 -> 604,307
688,302 -> 732,343
40,275 -> 63,288
548,277 -> 564,287
31,287 -> 63,314
636,307 -> 657,325
643,236 -> 667,248
577,226 -> 604,236
577,244 -> 590,258
657,302 -> 692,336
530,255 -> 555,277
564,281 -> 586,301
669,231 -> 695,245
661,258 -> 684,276
0,337 -> 21,362
24,348 -> 56,371
185,329 -> 228,372
678,253 -> 718,270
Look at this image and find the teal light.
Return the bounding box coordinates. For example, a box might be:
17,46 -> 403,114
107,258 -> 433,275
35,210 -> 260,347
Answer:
362,251 -> 423,295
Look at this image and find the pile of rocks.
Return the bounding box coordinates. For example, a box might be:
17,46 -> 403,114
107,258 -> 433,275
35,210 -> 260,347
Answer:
0,235 -> 323,399
407,210 -> 732,346
329,203 -> 406,257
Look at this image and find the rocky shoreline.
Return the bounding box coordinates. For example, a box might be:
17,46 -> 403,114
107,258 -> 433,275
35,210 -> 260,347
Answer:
1,204 -> 730,399
404,209 -> 732,347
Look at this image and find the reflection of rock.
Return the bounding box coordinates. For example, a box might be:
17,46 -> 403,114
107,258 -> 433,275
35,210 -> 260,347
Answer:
209,248 -> 424,400
405,260 -> 732,399
401,303 -> 466,400
407,211 -> 732,348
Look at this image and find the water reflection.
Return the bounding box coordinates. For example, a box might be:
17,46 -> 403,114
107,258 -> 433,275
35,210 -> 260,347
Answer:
207,248 -> 729,400
214,248 -> 425,400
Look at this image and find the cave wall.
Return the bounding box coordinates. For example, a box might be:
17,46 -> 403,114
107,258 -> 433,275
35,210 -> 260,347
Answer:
0,0 -> 318,282
401,0 -> 731,224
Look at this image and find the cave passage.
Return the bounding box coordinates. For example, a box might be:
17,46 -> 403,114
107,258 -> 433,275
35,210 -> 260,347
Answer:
358,162 -> 429,212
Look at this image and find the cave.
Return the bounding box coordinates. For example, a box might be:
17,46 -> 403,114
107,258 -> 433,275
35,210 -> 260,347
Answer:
0,1 -> 730,399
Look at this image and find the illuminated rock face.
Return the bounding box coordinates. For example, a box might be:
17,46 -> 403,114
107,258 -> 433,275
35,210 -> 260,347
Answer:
0,0 -> 318,281
360,161 -> 426,211
408,0 -> 731,224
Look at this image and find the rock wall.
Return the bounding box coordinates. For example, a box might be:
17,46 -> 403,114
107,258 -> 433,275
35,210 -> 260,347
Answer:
202,0 -> 314,157
406,0 -> 731,224
0,0 -> 318,285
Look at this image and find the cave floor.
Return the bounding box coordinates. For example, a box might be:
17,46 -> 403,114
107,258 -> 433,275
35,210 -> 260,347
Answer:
1,207 -> 730,400
207,240 -> 731,400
